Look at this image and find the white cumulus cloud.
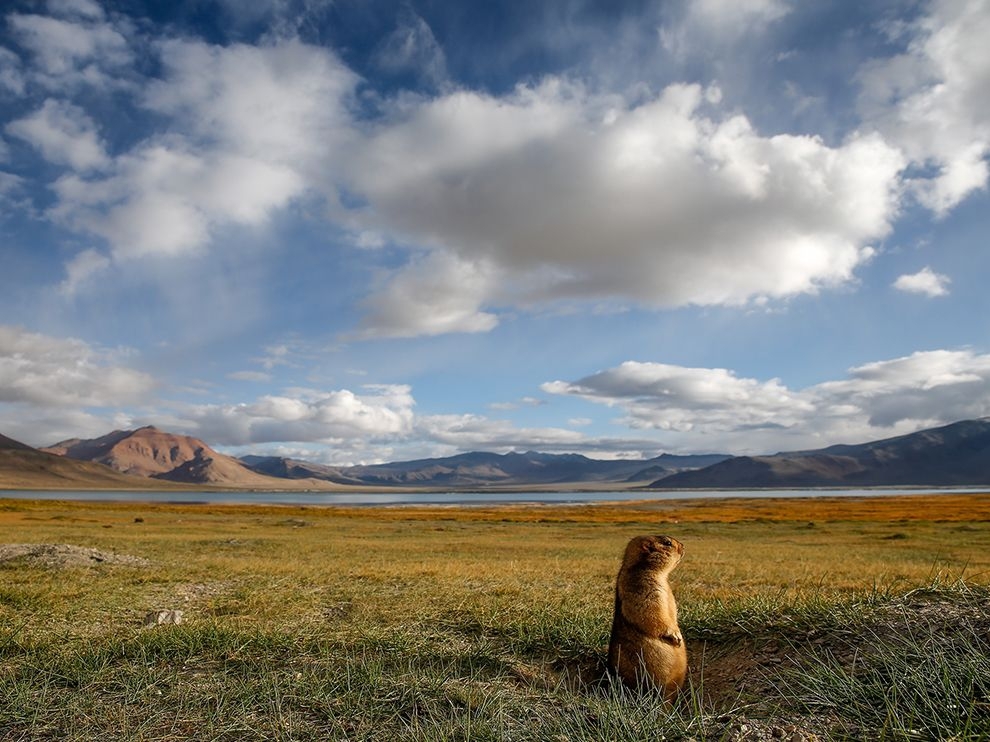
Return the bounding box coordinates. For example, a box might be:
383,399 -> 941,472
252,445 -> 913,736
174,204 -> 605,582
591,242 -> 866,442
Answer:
893,266 -> 951,297
545,349 -> 990,453
183,384 -> 416,446
349,81 -> 904,332
813,349 -> 990,428
859,0 -> 990,214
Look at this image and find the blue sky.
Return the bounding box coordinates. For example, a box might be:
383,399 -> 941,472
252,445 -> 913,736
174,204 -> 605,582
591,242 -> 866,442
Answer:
1,0 -> 989,464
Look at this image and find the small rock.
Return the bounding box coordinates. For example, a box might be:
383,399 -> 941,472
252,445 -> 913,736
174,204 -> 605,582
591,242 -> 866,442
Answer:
143,609 -> 184,627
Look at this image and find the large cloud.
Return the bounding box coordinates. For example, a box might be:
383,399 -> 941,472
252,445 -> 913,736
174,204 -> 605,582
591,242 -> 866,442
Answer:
349,81 -> 904,335
0,324 -> 154,408
13,15 -> 907,335
814,349 -> 990,429
4,0 -> 986,340
543,361 -> 813,434
46,38 -> 356,260
859,0 -> 990,214
181,385 -> 416,447
544,349 -> 990,453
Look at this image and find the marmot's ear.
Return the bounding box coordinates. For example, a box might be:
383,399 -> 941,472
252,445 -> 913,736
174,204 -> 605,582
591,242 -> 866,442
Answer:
641,540 -> 652,553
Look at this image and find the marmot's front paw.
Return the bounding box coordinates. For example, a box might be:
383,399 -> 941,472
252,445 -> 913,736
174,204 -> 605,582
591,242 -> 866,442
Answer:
661,632 -> 683,647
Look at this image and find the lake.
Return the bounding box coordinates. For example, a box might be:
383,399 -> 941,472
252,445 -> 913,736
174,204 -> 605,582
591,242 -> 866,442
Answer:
1,487 -> 987,506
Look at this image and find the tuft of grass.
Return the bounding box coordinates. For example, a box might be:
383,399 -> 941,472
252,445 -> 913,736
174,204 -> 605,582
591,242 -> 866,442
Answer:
781,584 -> 990,740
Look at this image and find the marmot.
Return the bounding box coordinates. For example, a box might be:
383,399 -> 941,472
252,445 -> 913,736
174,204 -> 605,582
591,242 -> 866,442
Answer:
607,534 -> 687,700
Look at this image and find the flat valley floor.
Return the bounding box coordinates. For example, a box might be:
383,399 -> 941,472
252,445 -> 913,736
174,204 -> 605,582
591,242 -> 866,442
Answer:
2,493 -> 989,741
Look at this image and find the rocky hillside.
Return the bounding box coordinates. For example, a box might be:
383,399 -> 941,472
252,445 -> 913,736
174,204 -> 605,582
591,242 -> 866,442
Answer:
0,433 -> 172,489
655,418 -> 990,488
42,426 -> 286,487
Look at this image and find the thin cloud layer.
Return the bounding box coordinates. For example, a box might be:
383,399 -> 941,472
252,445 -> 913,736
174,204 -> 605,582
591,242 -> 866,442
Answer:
545,350 -> 990,453
46,38 -> 355,261
7,8 -> 132,90
7,98 -> 108,171
661,0 -> 790,56
0,325 -> 154,408
356,253 -> 500,338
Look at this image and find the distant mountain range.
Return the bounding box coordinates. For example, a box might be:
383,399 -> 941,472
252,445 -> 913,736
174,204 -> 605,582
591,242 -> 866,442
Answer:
2,418 -> 989,491
653,418 -> 990,488
4,426 -> 727,490
241,450 -> 730,487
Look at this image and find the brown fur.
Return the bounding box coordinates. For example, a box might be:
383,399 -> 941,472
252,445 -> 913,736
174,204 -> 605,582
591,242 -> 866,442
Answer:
607,535 -> 687,700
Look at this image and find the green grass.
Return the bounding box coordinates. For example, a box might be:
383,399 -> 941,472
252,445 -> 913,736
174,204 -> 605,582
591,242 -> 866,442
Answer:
4,585 -> 987,740
783,584 -> 990,740
1,496 -> 990,740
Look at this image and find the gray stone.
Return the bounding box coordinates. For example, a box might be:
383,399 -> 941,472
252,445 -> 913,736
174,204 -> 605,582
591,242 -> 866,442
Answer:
143,609 -> 184,627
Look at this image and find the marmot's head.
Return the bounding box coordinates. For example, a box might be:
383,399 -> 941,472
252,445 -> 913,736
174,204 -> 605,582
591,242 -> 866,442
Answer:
621,535 -> 684,575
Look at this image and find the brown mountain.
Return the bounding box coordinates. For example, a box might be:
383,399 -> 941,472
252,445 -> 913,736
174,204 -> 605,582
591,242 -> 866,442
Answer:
42,426 -> 286,487
0,432 -> 171,489
653,418 -> 990,489
0,433 -> 34,452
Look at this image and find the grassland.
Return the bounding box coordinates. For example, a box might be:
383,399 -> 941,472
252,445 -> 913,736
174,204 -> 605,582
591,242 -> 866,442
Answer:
1,493 -> 989,741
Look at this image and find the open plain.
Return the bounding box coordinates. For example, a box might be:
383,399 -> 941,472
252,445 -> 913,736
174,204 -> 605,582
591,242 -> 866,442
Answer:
2,493 -> 989,741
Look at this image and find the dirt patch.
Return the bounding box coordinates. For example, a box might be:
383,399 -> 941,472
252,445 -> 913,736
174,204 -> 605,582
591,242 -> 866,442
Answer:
173,581 -> 233,605
0,543 -> 151,568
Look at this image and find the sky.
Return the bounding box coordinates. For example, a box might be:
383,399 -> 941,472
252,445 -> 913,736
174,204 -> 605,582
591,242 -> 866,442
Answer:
1,0 -> 989,465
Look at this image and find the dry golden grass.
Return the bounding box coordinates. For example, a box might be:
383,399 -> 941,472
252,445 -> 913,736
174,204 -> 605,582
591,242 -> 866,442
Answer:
2,493 -> 989,636
3,494 -> 990,741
